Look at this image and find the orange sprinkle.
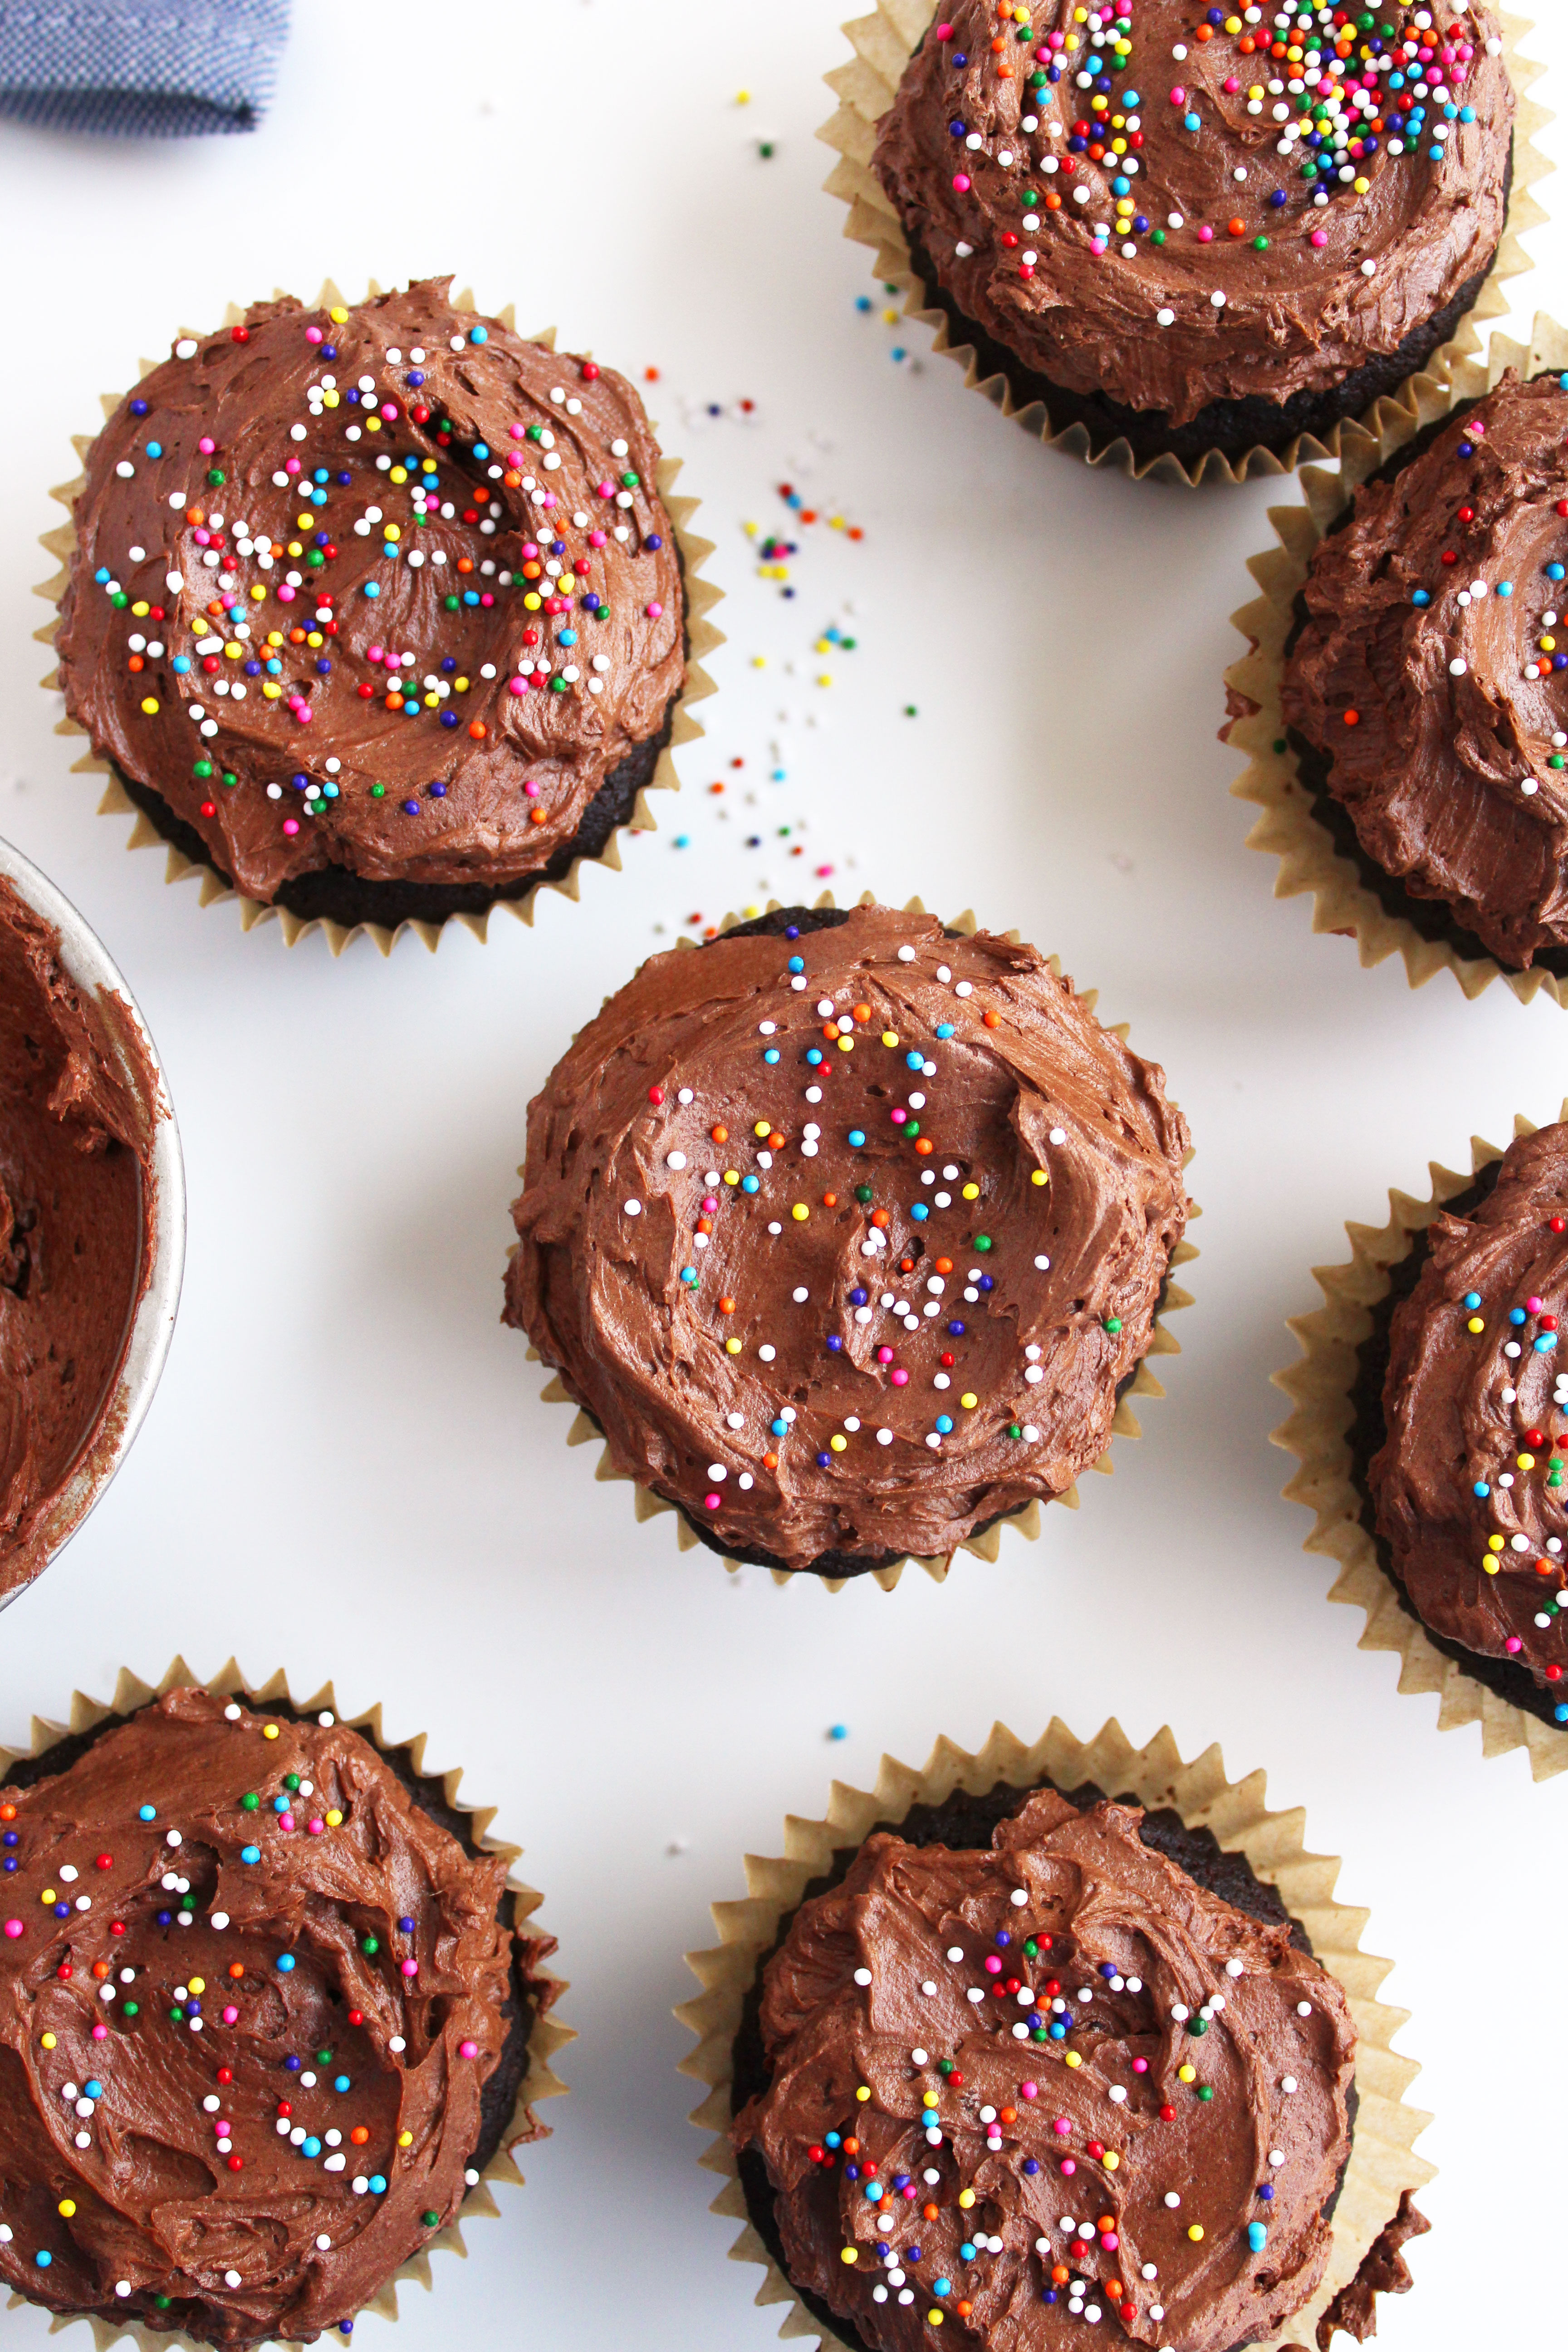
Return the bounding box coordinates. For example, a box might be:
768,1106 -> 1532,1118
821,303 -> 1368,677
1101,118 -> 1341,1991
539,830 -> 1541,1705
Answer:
763,1451 -> 779,1470
915,1138 -> 934,1156
871,1209 -> 891,1229
822,1192 -> 838,1208
456,556 -> 474,575
529,808 -> 549,825
711,1125 -> 729,1143
983,1009 -> 1001,1029
718,1297 -> 736,1314
935,1257 -> 953,1274
229,1962 -> 245,1980
468,720 -> 487,740
767,1131 -> 785,1151
853,1002 -> 872,1022
351,2127 -> 370,2146
1343,709 -> 1360,725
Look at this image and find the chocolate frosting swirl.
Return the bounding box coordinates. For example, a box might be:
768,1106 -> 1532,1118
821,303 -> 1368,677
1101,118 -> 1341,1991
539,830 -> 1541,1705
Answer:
871,1 -> 1512,428
0,1687 -> 552,2347
55,279 -> 684,906
0,875 -> 156,1597
732,1788 -> 1355,2352
1283,371 -> 1568,969
505,905 -> 1190,1575
1370,1122 -> 1568,1695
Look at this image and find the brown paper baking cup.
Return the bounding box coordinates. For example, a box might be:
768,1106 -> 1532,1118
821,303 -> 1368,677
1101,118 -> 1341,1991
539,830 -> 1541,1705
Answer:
678,1716 -> 1432,2352
0,1657 -> 573,2350
519,889 -> 1198,1593
1274,1109 -> 1568,1784
34,279 -> 724,959
820,5 -> 1548,487
1227,311 -> 1568,1004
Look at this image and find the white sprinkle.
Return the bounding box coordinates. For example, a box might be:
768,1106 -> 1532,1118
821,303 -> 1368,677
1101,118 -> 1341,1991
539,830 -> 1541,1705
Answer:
1282,2075 -> 1298,2095
1210,289 -> 1227,308
1269,2148 -> 1284,2166
115,2282 -> 131,2298
853,1967 -> 872,1986
175,338 -> 198,359
666,1151 -> 687,1170
1009,1887 -> 1028,1908
897,945 -> 916,962
1157,308 -> 1176,328
165,1830 -> 182,1848
1165,2192 -> 1181,2209
946,1947 -> 964,1962
225,2271 -> 242,2289
1449,657 -> 1468,677
624,1199 -> 642,1217
911,2048 -> 929,2065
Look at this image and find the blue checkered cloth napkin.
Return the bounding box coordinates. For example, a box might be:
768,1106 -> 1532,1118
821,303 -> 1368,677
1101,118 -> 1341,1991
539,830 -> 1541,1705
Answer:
0,1 -> 289,135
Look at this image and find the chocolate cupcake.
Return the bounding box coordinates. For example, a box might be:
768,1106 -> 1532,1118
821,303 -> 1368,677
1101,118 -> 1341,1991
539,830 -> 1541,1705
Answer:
1277,1111 -> 1568,1778
823,1 -> 1538,481
1279,365 -> 1568,976
0,843 -> 181,1603
44,278 -> 720,950
505,902 -> 1194,1583
682,1719 -> 1433,2352
0,1678 -> 565,2345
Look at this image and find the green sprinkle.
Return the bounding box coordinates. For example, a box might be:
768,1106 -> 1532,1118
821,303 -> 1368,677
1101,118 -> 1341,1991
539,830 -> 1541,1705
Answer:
362,1935 -> 380,1955
975,1235 -> 992,1253
1197,2086 -> 1214,2102
421,2211 -> 440,2230
370,784 -> 386,799
1104,1316 -> 1123,1334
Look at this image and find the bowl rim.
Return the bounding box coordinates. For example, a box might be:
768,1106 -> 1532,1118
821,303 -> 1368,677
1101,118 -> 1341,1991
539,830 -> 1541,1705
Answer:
0,835 -> 185,1597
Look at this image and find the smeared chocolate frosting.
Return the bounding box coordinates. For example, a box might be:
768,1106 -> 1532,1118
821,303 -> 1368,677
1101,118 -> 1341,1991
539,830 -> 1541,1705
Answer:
1369,1122 -> 1568,1699
732,1787 -> 1356,2352
55,279 -> 685,909
871,2 -> 1512,432
1284,371 -> 1568,970
0,1686 -> 555,2347
0,874 -> 157,1599
505,904 -> 1190,1576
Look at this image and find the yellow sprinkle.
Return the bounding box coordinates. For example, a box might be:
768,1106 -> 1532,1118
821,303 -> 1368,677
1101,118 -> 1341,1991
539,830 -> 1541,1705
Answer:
40,2034 -> 56,2051
1466,1316 -> 1485,1333
191,617 -> 210,635
295,512 -> 314,530
837,1036 -> 853,1052
266,632 -> 284,647
1031,1170 -> 1048,1186
751,654 -> 767,668
263,684 -> 283,700
962,1183 -> 980,1202
189,1977 -> 206,1995
287,541 -> 302,558
1488,1534 -> 1505,1552
1188,2225 -> 1205,2243
322,390 -> 339,409
40,1890 -> 55,1905
1518,1453 -> 1536,1471
923,2092 -> 939,2109
856,2085 -> 871,2102
743,521 -> 759,538
1178,2063 -> 1196,2083
139,697 -> 159,715
1353,174 -> 1370,193
263,1724 -> 280,1741
455,677 -> 470,694
882,1032 -> 899,1048
928,2316 -> 944,2329
754,1120 -> 771,1138
1483,1558 -> 1500,1574
389,467 -> 408,486
1542,635 -> 1558,654
250,584 -> 266,602
725,1338 -> 742,1355
817,673 -> 833,688
224,642 -> 243,660
830,1434 -> 848,1452
792,1204 -> 809,1222
524,593 -> 542,611
736,88 -> 750,103
131,600 -> 149,618
58,2200 -> 76,2219
383,523 -> 402,542
743,906 -> 761,920
960,1392 -> 978,1411
326,1810 -> 343,1827
398,2130 -> 413,2147
329,306 -> 348,324
814,638 -> 832,656
723,1171 -> 740,1187
364,416 -> 381,433
841,2248 -> 859,2264
958,2189 -> 975,2208
1064,2050 -> 1082,2069
306,631 -> 323,649
1104,2151 -> 1120,2171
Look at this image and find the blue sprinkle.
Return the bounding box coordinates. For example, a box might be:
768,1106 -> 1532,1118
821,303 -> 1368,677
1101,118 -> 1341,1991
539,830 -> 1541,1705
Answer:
960,2243 -> 977,2261
1510,1308 -> 1528,1326
276,1954 -> 296,1974
1473,1483 -> 1490,1499
1023,2158 -> 1039,2175
1464,1292 -> 1482,1309
771,1419 -> 788,1438
825,2133 -> 842,2149
1536,1333 -> 1558,1352
1557,1704 -> 1568,1724
1185,111 -> 1201,131
763,1050 -> 779,1067
936,1022 -> 955,1039
303,2136 -> 322,2158
864,2182 -> 882,2201
848,1130 -> 867,1148
241,1845 -> 260,1865
829,1725 -> 848,1742
34,2252 -> 51,2270
1550,565 -> 1566,583
274,1795 -> 290,1813
559,628 -> 578,646
172,655 -> 191,673
936,1416 -> 953,1435
138,1806 -> 156,1823
1496,582 -> 1514,599
911,1204 -> 929,1222
673,834 -> 690,849
469,327 -> 488,345
1412,590 -> 1431,607
1248,2223 -> 1269,2253
1258,2185 -> 1274,2202
369,2175 -> 388,2194
84,2080 -> 103,2099
742,1174 -> 760,1192
826,1335 -> 843,1353
788,956 -> 805,973
807,1049 -> 823,1066
334,2075 -> 351,2093
362,581 -> 380,598
906,1051 -> 923,1070
933,2281 -> 951,2298
146,440 -> 162,458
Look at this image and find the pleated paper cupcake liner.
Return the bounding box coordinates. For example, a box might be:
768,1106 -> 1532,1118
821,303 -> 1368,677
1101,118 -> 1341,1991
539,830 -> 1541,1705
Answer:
519,889 -> 1198,1594
819,4 -> 1548,486
678,1715 -> 1432,2352
1274,1111 -> 1568,1784
0,1657 -> 573,2350
1226,312 -> 1568,1005
35,278 -> 724,957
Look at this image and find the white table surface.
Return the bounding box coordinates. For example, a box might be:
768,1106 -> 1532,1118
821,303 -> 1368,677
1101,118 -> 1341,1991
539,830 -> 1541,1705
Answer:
0,6 -> 1563,2345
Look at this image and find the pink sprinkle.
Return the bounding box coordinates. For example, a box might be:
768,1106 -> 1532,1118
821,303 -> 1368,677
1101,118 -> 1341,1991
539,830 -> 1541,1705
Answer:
91,2023 -> 107,2040
705,1493 -> 721,1510
307,1818 -> 324,1836
1527,1294 -> 1544,1313
1223,74 -> 1240,93
282,819 -> 299,837
194,528 -> 212,547
701,1196 -> 719,1213
509,677 -> 529,695
953,173 -> 971,194
891,1108 -> 908,1125
459,2039 -> 478,2059
277,584 -> 296,603
877,1346 -> 894,1365
1169,87 -> 1186,104
285,456 -> 301,475
597,480 -> 614,499
936,21 -> 952,39
279,1813 -> 295,1832
1102,2232 -> 1120,2252
1506,1636 -> 1524,1653
480,592 -> 495,608
216,2120 -> 232,2137
296,706 -> 313,724
306,326 -> 323,344
524,780 -> 540,797
1060,2158 -> 1076,2176
367,646 -> 384,665
984,1955 -> 1002,1975
1020,2082 -> 1038,2100
1053,2117 -> 1071,2136
1132,2058 -> 1149,2074
379,402 -> 398,422
891,1369 -> 909,1387
522,542 -> 540,559
401,1959 -> 418,1979
646,601 -> 664,619
1311,230 -> 1329,248
1198,225 -> 1215,243
198,436 -> 216,456
223,2007 -> 238,2024
510,422 -> 527,441
589,529 -> 607,548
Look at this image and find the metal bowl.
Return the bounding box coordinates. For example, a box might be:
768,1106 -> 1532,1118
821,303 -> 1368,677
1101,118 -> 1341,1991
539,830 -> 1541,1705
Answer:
0,837 -> 185,1598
